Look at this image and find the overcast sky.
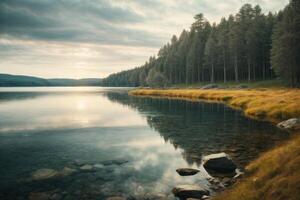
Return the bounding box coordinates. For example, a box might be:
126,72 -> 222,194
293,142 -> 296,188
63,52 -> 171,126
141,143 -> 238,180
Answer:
0,0 -> 289,78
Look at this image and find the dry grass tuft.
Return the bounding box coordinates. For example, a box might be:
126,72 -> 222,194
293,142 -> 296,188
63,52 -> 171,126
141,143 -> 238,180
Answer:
213,134 -> 300,200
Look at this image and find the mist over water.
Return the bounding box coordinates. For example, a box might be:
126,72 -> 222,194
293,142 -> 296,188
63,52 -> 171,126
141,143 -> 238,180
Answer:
0,87 -> 288,199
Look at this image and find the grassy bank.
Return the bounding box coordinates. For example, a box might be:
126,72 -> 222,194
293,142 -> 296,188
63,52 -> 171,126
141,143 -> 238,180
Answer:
130,88 -> 300,200
214,133 -> 300,200
130,88 -> 300,123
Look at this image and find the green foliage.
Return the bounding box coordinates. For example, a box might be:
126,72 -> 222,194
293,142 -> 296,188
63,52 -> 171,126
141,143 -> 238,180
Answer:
0,74 -> 102,86
271,0 -> 300,87
103,2 -> 298,88
146,68 -> 168,87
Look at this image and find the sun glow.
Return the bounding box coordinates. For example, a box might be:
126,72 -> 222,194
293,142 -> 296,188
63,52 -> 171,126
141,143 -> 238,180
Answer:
76,100 -> 87,110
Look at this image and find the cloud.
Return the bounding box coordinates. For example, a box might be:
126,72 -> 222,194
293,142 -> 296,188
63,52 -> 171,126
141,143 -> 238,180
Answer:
0,0 -> 289,78
0,0 -> 164,47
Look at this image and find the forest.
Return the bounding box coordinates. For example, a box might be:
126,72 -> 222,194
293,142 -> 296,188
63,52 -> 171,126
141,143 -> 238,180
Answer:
102,1 -> 300,87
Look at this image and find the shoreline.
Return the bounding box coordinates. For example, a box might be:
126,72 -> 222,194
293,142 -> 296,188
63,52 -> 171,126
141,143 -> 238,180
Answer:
130,88 -> 300,123
130,88 -> 300,200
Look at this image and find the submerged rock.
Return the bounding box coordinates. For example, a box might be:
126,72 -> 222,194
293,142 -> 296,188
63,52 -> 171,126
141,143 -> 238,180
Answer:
172,185 -> 209,199
176,168 -> 200,176
28,192 -> 50,200
72,159 -> 85,166
50,193 -> 64,200
32,169 -> 59,181
106,196 -> 126,200
93,164 -> 104,169
28,190 -> 64,200
277,118 -> 300,131
202,153 -> 237,174
101,159 -> 129,166
59,167 -> 77,177
80,164 -> 94,171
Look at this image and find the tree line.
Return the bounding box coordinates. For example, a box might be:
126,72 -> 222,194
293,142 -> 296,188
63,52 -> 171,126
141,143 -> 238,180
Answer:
102,1 -> 300,87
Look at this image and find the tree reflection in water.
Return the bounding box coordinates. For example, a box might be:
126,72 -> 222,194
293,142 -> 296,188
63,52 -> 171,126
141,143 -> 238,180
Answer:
104,91 -> 288,167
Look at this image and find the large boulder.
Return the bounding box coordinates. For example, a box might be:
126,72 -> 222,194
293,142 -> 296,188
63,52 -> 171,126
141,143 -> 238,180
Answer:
277,118 -> 300,131
172,185 -> 209,199
176,168 -> 200,176
202,153 -> 237,174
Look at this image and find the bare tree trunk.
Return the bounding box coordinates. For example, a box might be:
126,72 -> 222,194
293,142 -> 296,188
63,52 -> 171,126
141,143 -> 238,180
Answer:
185,64 -> 188,84
262,60 -> 266,80
247,58 -> 251,82
253,62 -> 256,81
197,64 -> 201,83
211,62 -> 215,83
234,55 -> 239,82
223,49 -> 227,83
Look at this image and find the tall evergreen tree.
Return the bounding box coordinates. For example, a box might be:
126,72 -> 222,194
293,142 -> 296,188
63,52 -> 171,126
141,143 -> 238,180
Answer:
271,0 -> 300,86
205,24 -> 218,83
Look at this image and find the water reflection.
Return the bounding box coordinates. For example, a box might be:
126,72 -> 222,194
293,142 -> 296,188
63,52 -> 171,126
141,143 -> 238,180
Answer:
104,92 -> 288,166
0,89 -> 146,132
0,88 -> 288,199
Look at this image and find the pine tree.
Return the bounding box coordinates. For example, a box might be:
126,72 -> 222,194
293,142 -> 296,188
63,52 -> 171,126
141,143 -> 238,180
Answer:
271,0 -> 300,86
205,24 -> 218,83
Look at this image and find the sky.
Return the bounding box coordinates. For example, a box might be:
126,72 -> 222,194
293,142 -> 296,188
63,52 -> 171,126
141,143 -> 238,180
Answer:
0,0 -> 289,79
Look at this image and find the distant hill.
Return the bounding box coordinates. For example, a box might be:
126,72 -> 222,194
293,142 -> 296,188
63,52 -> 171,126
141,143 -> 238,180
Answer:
48,78 -> 103,86
0,74 -> 102,87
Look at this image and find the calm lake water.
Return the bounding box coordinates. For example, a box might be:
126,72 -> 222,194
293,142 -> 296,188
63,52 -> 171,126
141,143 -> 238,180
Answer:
0,87 -> 288,200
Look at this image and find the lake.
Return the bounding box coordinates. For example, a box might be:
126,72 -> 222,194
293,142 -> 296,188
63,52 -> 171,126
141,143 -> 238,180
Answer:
0,87 -> 288,200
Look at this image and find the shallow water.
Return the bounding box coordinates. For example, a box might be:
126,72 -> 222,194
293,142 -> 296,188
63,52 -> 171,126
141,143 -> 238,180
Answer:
0,87 -> 288,199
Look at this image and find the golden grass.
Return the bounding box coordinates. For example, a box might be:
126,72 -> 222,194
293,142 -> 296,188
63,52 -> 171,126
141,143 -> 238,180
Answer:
130,88 -> 300,200
213,133 -> 300,200
130,88 -> 300,122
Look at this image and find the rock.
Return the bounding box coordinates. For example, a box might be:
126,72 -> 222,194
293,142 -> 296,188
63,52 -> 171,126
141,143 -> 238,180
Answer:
207,178 -> 220,185
201,84 -> 218,90
277,118 -> 300,130
235,85 -> 248,89
233,169 -> 244,179
32,169 -> 59,181
101,159 -> 128,166
176,168 -> 200,176
80,164 -> 94,171
143,193 -> 167,200
106,196 -> 126,200
217,86 -> 228,89
186,196 -> 210,200
187,198 -> 202,200
59,167 -> 77,177
50,193 -> 63,200
93,164 -> 104,169
172,185 -> 209,199
222,177 -> 235,187
28,192 -> 50,200
73,159 -> 85,166
210,185 -> 222,191
201,195 -> 210,200
202,153 -> 237,174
